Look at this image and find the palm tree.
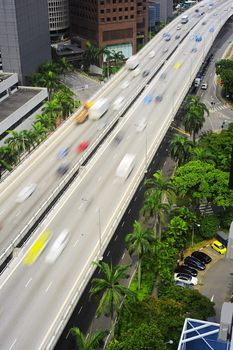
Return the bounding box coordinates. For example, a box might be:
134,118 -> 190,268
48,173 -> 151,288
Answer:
141,190 -> 170,240
111,50 -> 125,66
125,221 -> 154,290
90,261 -> 135,329
31,122 -> 48,144
42,99 -> 62,128
5,130 -> 26,161
102,47 -> 113,78
31,71 -> 60,100
82,41 -> 101,70
169,133 -> 193,166
144,170 -> 175,204
54,88 -> 75,119
57,57 -> 73,75
184,96 -> 209,143
35,113 -> 55,131
70,327 -> 108,350
0,145 -> 15,177
191,147 -> 216,164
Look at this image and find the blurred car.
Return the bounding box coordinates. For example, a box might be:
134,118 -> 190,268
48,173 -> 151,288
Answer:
144,95 -> 152,104
164,34 -> 171,41
76,141 -> 90,153
45,229 -> 70,263
134,118 -> 147,132
133,67 -> 141,77
57,147 -> 69,159
142,70 -> 149,77
23,230 -> 52,265
162,47 -> 169,53
121,81 -> 130,90
175,281 -> 194,289
113,96 -> 125,110
175,265 -> 198,277
191,251 -> 212,264
202,21 -> 207,25
16,183 -> 37,203
155,95 -> 163,102
201,83 -> 208,90
211,240 -> 227,254
97,120 -> 107,131
175,34 -> 181,40
177,25 -> 182,30
148,50 -> 155,58
113,134 -> 123,145
57,163 -> 69,176
174,273 -> 198,285
184,256 -> 206,271
174,62 -> 182,69
191,48 -> 197,53
163,32 -> 170,38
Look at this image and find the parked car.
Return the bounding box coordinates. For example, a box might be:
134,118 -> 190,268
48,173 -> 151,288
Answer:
191,251 -> 212,264
211,240 -> 227,254
175,265 -> 198,277
175,281 -> 194,289
201,83 -> 208,90
174,273 -> 198,285
184,256 -> 206,271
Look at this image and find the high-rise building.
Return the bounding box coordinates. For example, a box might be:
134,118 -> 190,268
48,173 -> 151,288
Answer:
149,0 -> 173,25
69,0 -> 148,58
0,0 -> 51,84
48,0 -> 69,40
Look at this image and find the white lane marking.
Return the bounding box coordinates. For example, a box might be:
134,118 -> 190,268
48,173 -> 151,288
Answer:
15,210 -> 21,217
74,239 -> 79,247
45,281 -> 52,293
107,251 -> 110,257
78,306 -> 83,314
128,208 -> 131,214
121,221 -> 125,227
25,278 -> 32,288
98,176 -> 102,182
211,295 -> 214,302
9,339 -> 17,350
122,252 -> 125,260
134,196 -> 137,201
114,235 -> 118,241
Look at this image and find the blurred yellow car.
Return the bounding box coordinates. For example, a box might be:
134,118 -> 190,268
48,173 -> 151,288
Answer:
211,240 -> 227,255
23,230 -> 52,265
174,62 -> 182,69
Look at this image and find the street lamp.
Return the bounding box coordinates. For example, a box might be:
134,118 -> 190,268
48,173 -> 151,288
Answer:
192,223 -> 200,247
166,339 -> 174,345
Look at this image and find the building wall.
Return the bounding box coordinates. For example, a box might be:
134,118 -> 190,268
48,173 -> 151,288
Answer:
149,0 -> 173,23
69,0 -> 148,55
48,0 -> 69,32
0,0 -> 51,84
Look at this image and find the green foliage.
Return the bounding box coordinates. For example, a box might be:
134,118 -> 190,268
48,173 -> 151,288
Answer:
70,327 -> 108,350
107,322 -> 166,350
199,215 -> 220,239
161,286 -> 215,320
166,216 -> 189,249
219,209 -> 233,229
169,133 -> 193,166
216,59 -> 233,100
130,269 -> 155,301
172,160 -> 233,207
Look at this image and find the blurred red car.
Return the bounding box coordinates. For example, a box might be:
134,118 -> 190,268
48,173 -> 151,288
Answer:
76,141 -> 90,153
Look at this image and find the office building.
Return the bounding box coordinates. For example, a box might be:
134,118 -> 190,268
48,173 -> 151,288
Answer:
149,0 -> 173,25
0,0 -> 51,84
69,0 -> 148,58
48,0 -> 70,40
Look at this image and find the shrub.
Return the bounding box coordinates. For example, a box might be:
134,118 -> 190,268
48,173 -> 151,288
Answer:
199,215 -> 220,239
219,209 -> 233,229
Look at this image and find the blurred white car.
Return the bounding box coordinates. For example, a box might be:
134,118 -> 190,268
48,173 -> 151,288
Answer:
16,183 -> 37,203
148,50 -> 155,58
121,81 -> 130,90
133,67 -> 141,77
174,273 -> 198,285
134,118 -> 147,132
113,96 -> 125,110
45,229 -> 70,263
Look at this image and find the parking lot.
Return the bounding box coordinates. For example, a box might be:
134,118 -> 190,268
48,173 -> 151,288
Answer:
184,243 -> 233,322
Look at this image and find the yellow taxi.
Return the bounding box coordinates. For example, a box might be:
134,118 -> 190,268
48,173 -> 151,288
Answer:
211,240 -> 227,255
23,230 -> 52,265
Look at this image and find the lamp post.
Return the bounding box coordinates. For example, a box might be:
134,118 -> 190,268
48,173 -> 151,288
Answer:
192,223 -> 200,247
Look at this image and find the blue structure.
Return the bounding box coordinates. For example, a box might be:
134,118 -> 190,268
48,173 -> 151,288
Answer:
149,2 -> 160,27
